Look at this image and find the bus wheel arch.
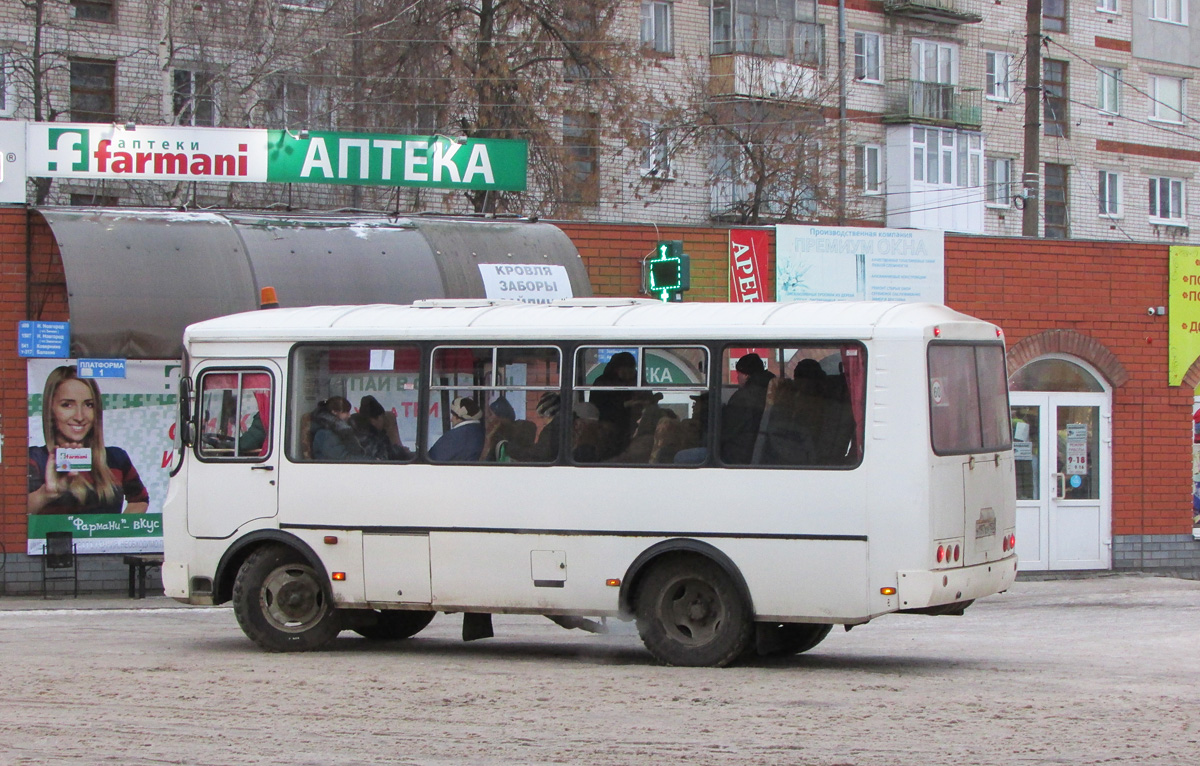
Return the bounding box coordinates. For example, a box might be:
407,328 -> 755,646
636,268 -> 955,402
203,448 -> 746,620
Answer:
621,540 -> 756,668
231,542 -> 343,652
619,539 -> 755,619
214,530 -> 328,606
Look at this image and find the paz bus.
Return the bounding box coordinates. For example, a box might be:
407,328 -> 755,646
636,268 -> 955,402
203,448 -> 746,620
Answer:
162,299 -> 1018,667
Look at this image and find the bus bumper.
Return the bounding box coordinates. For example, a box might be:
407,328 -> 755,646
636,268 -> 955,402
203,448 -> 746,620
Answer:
896,555 -> 1018,610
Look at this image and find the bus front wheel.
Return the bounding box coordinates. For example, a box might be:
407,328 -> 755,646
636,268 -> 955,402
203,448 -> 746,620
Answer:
232,544 -> 342,652
635,556 -> 753,667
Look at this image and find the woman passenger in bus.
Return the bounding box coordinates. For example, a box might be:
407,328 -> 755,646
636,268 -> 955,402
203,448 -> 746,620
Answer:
27,365 -> 150,515
351,395 -> 412,461
310,397 -> 366,460
429,396 -> 485,462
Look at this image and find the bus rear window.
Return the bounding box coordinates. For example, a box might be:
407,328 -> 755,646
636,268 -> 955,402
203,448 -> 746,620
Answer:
928,343 -> 1011,455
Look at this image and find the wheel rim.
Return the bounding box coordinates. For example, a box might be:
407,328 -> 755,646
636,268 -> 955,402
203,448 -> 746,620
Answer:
260,563 -> 328,633
656,576 -> 726,646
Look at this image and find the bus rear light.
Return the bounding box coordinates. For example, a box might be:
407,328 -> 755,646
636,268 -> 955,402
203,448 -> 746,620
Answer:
953,545 -> 960,562
331,572 -> 346,581
880,587 -> 896,596
936,545 -> 946,563
933,326 -> 941,337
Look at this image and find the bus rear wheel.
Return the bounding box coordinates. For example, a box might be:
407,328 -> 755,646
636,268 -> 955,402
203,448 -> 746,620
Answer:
233,544 -> 342,652
352,610 -> 436,641
755,622 -> 832,657
635,556 -> 753,667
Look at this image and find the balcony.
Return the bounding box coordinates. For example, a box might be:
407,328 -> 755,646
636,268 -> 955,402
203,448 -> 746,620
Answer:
882,80 -> 982,128
883,0 -> 982,25
709,54 -> 820,102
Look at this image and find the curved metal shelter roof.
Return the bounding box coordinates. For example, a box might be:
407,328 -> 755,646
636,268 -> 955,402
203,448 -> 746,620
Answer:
36,208 -> 591,359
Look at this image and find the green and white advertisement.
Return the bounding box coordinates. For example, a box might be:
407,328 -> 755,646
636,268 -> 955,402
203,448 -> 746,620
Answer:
27,360 -> 180,555
23,123 -> 527,191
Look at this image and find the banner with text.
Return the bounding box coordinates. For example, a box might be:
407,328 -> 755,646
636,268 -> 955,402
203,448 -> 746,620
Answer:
1169,246 -> 1200,386
729,229 -> 771,302
27,359 -> 180,555
775,225 -> 944,304
26,123 -> 527,191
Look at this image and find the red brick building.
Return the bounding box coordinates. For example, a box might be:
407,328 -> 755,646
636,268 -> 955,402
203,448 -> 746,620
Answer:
2,209 -> 1197,593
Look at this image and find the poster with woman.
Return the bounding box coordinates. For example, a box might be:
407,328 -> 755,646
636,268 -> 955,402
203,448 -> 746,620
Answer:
26,360 -> 179,555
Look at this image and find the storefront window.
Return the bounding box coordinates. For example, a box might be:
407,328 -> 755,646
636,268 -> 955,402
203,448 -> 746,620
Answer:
1009,358 -> 1103,393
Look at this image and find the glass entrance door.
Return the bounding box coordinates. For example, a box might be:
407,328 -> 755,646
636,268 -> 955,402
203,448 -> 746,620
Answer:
1010,392 -> 1110,570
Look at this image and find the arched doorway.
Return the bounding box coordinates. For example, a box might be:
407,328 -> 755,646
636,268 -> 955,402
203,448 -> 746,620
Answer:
1009,356 -> 1112,570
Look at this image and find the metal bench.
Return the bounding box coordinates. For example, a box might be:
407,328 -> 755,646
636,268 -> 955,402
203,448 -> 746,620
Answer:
123,554 -> 164,599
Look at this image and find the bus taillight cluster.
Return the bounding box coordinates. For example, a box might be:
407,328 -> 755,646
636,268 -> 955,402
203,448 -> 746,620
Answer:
936,544 -> 960,564
1002,533 -> 1017,552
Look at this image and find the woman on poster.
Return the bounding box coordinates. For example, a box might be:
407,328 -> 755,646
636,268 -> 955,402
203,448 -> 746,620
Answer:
27,365 -> 150,515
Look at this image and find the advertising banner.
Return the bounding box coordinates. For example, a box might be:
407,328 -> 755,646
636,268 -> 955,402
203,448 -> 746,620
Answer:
1168,246 -> 1200,386
25,123 -> 527,191
27,360 -> 180,555
729,229 -> 770,302
775,225 -> 944,304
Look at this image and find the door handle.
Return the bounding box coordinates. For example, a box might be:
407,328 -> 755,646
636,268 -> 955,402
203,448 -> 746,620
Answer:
1054,472 -> 1065,499
251,465 -> 275,471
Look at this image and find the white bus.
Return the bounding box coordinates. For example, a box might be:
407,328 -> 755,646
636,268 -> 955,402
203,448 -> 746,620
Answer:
163,299 -> 1017,667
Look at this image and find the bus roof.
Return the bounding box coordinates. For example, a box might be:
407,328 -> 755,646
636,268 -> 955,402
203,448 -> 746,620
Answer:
182,299 -> 999,346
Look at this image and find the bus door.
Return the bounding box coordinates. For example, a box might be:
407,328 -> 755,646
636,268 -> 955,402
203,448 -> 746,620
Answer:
187,364 -> 280,538
1010,391 -> 1110,570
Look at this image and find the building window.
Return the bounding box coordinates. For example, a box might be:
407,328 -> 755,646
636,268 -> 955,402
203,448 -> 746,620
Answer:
641,2 -> 673,54
711,0 -> 824,66
70,58 -> 116,123
71,0 -> 114,23
1044,163 -> 1069,238
1096,0 -> 1117,12
1149,176 -> 1186,224
1043,0 -> 1067,31
1044,60 -> 1068,137
1097,67 -> 1121,115
986,157 -> 1013,207
854,144 -> 882,194
173,70 -> 217,127
911,126 -> 981,189
854,32 -> 881,83
70,192 -> 121,206
564,111 -> 599,204
1150,75 -> 1184,123
265,77 -> 332,130
1150,0 -> 1186,24
986,52 -> 1014,101
0,51 -> 13,117
1098,171 -> 1121,217
639,122 -> 672,178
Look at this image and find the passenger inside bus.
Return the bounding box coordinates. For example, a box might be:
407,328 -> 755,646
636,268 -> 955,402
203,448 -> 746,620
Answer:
351,395 -> 412,461
720,353 -> 775,464
310,397 -> 366,460
589,352 -> 637,445
428,396 -> 484,462
607,393 -> 676,464
489,392 -> 562,462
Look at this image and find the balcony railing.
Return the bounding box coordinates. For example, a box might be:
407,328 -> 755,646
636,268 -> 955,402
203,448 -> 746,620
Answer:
883,80 -> 982,128
883,0 -> 982,24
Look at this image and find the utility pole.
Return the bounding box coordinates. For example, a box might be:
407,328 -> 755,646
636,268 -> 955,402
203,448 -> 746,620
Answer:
1022,0 -> 1042,236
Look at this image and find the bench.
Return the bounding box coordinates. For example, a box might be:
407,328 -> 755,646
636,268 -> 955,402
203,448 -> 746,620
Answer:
123,554 -> 164,599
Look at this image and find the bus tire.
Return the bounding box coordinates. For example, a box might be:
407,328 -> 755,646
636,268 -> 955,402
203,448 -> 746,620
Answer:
755,622 -> 832,657
635,556 -> 753,667
232,544 -> 342,652
352,610 -> 436,641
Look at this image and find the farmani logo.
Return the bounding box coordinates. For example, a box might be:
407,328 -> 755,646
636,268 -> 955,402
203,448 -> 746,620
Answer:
46,128 -> 90,172
93,139 -> 249,177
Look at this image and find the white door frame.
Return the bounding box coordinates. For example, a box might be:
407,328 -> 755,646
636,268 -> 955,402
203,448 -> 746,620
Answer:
1010,359 -> 1113,571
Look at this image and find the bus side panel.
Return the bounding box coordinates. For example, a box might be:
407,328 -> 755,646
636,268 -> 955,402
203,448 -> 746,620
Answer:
719,539 -> 870,622
362,533 -> 432,604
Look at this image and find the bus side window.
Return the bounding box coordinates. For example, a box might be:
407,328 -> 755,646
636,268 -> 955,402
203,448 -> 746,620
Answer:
572,346 -> 709,466
288,344 -> 420,463
430,346 -> 561,463
721,345 -> 865,468
197,370 -> 272,460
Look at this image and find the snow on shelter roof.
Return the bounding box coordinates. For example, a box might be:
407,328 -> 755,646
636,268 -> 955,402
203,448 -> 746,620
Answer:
183,300 -> 999,347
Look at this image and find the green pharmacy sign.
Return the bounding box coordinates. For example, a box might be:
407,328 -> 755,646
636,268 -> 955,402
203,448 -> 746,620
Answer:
266,131 -> 528,191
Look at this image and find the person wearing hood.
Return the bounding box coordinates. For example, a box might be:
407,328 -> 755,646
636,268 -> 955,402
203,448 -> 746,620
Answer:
351,395 -> 412,461
310,396 -> 366,460
429,396 -> 485,462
